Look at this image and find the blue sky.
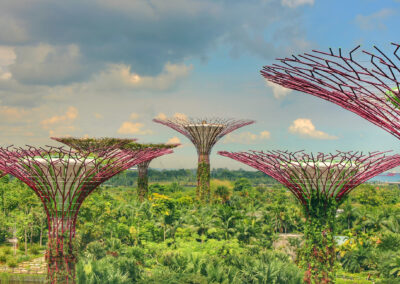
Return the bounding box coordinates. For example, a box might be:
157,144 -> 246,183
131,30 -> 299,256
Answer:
0,0 -> 399,170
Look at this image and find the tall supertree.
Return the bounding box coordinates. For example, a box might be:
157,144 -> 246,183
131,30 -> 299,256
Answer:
0,144 -> 173,283
261,43 -> 400,139
219,150 -> 400,283
153,117 -> 255,201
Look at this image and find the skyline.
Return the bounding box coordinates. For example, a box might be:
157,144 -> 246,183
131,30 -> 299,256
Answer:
0,0 -> 399,170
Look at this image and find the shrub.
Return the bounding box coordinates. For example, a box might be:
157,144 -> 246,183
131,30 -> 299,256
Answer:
29,244 -> 41,255
7,258 -> 17,268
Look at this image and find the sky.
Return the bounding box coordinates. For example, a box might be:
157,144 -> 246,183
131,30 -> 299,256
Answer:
0,0 -> 399,170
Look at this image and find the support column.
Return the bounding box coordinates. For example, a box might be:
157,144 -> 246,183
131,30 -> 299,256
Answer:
299,195 -> 337,284
197,153 -> 210,202
137,160 -> 151,202
47,216 -> 76,283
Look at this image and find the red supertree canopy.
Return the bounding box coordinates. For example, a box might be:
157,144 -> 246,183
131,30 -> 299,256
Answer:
153,117 -> 255,155
0,145 -> 173,283
261,43 -> 400,139
218,150 -> 400,205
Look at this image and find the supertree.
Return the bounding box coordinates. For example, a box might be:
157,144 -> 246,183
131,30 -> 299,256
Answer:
261,43 -> 400,139
153,117 -> 255,201
0,143 -> 173,283
219,150 -> 400,283
135,143 -> 179,201
51,137 -> 179,201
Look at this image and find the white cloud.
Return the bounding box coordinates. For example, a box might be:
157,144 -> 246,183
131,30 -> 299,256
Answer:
266,81 -> 291,99
41,106 -> 79,136
223,131 -> 271,144
281,0 -> 314,8
355,9 -> 395,31
173,112 -> 188,121
155,112 -> 167,120
41,106 -> 78,128
166,136 -> 181,145
288,118 -> 337,140
130,113 -> 140,120
117,121 -> 152,135
90,62 -> 192,92
10,43 -> 83,85
0,46 -> 16,81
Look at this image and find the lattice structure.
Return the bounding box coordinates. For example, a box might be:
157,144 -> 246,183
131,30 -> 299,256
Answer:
219,150 -> 400,283
261,43 -> 400,139
154,117 -> 255,201
51,137 -> 136,155
0,145 -> 173,283
135,143 -> 179,201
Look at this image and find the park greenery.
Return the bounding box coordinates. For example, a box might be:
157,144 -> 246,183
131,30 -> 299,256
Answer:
0,169 -> 400,283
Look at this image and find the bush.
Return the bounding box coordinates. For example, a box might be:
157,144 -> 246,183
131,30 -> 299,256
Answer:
7,258 -> 17,268
0,254 -> 7,263
29,244 -> 41,255
233,178 -> 252,192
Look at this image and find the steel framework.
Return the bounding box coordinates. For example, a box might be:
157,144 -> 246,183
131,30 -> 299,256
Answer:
261,43 -> 400,139
219,150 -> 400,283
0,144 -> 173,283
154,117 -> 254,201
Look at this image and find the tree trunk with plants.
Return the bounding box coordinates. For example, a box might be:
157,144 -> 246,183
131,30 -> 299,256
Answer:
47,217 -> 77,283
197,153 -> 210,203
137,161 -> 151,202
298,194 -> 338,284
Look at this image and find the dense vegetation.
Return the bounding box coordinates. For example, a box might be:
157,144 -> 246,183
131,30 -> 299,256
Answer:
0,169 -> 399,283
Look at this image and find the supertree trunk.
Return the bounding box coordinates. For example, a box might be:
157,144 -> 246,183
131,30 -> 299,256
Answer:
47,217 -> 76,283
301,194 -> 337,284
197,153 -> 210,202
137,161 -> 150,201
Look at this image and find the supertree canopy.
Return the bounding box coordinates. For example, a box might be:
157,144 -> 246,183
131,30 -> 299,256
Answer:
261,43 -> 400,139
51,137 -> 137,155
0,144 -> 173,283
219,150 -> 400,283
153,117 -> 255,202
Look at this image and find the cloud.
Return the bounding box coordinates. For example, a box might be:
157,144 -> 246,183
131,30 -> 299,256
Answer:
223,130 -> 271,144
41,106 -> 78,128
166,136 -> 181,145
130,113 -> 140,120
266,81 -> 291,99
9,43 -> 84,85
0,105 -> 30,122
89,62 -> 192,91
39,106 -> 79,137
94,113 -> 103,119
355,9 -> 395,31
173,112 -> 188,121
155,113 -> 167,120
0,0 -> 308,83
0,46 -> 16,81
117,121 -> 152,135
288,118 -> 337,140
281,0 -> 314,8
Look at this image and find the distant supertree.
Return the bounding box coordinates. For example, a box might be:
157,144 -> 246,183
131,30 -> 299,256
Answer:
219,150 -> 400,283
135,143 -> 179,201
51,137 -> 179,201
154,117 -> 255,201
0,144 -> 173,283
261,43 -> 400,139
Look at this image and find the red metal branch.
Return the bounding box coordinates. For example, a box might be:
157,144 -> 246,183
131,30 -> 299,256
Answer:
261,43 -> 400,139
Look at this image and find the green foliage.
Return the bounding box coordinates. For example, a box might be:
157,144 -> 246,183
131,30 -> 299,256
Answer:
233,178 -> 252,192
299,191 -> 339,283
